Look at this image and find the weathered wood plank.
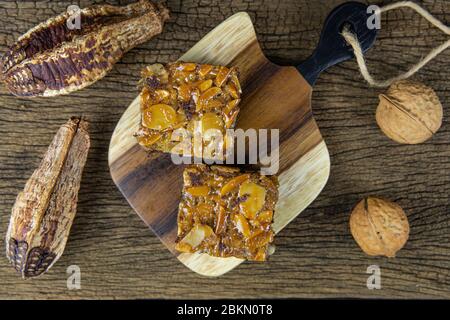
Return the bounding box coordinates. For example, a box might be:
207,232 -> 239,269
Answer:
0,0 -> 449,299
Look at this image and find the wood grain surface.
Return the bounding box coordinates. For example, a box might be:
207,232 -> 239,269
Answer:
0,0 -> 449,299
109,11 -> 330,276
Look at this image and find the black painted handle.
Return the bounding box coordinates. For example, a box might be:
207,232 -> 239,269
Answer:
297,1 -> 378,86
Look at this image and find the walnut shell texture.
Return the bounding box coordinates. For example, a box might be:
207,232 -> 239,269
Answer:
376,80 -> 443,144
0,0 -> 169,97
350,197 -> 409,258
5,118 -> 90,278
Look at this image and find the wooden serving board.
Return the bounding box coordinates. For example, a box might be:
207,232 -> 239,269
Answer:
109,3 -> 377,276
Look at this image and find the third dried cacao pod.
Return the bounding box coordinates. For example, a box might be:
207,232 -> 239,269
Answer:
0,0 -> 169,97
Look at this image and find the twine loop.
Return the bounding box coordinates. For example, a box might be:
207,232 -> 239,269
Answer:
341,1 -> 450,87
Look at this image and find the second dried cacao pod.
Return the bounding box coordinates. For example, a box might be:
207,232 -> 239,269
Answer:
0,0 -> 169,97
6,118 -> 90,278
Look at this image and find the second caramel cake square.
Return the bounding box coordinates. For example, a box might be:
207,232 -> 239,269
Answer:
175,165 -> 279,261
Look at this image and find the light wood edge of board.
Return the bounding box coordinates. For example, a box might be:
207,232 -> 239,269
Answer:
178,141 -> 331,277
109,95 -> 140,165
108,12 -> 257,165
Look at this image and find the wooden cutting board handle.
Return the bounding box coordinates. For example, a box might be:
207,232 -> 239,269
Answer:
297,1 -> 378,85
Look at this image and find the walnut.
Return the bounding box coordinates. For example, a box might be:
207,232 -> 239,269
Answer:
376,80 -> 443,144
349,197 -> 409,257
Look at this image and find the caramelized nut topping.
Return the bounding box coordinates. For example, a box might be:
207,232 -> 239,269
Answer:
176,224 -> 215,250
142,104 -> 177,130
220,174 -> 250,196
239,181 -> 267,220
186,186 -> 210,197
176,165 -> 279,261
135,62 -> 242,154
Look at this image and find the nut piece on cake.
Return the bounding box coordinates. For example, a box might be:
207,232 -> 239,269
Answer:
134,62 -> 242,156
175,165 -> 278,261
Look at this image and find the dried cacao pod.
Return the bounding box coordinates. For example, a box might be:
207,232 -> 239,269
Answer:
6,118 -> 90,278
0,0 -> 169,97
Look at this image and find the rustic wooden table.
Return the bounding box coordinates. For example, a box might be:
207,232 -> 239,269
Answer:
0,0 -> 448,299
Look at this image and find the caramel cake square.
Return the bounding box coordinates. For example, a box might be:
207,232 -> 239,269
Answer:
134,62 -> 242,155
175,165 -> 279,261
